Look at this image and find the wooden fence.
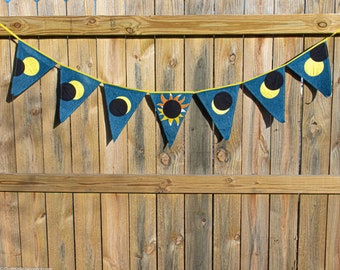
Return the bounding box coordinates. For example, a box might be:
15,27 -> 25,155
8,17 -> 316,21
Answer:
0,0 -> 339,269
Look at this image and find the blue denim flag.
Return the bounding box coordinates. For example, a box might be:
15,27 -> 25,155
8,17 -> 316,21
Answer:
150,93 -> 192,147
196,85 -> 240,140
244,67 -> 286,123
103,84 -> 146,141
59,66 -> 100,122
287,42 -> 332,97
10,41 -> 56,96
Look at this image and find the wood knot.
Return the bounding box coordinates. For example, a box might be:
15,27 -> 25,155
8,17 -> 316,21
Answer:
226,177 -> 234,184
30,107 -> 41,116
234,233 -> 241,242
76,65 -> 81,70
160,152 -> 171,166
168,58 -> 177,68
229,53 -> 236,63
12,22 -> 22,29
317,21 -> 328,29
87,17 -> 97,25
145,240 -> 156,255
126,27 -> 135,34
174,234 -> 184,246
216,148 -> 229,162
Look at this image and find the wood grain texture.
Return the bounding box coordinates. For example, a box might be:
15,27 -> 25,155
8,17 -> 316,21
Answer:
129,194 -> 157,270
101,194 -> 129,270
213,1 -> 243,269
213,194 -> 241,269
125,1 -> 157,269
37,2 -> 75,269
0,2 -> 20,267
0,14 -> 339,36
0,192 -> 21,267
184,1 -> 213,268
73,193 -> 102,269
157,194 -> 184,269
67,2 -> 102,270
96,3 -> 130,270
326,195 -> 340,270
241,194 -> 269,270
298,195 -> 328,270
0,173 -> 339,193
9,1 -> 48,268
241,1 -> 272,269
269,1 -> 303,269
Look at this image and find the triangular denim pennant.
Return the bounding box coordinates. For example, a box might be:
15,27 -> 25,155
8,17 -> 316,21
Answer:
59,66 -> 100,122
244,67 -> 286,123
103,84 -> 146,141
196,85 -> 240,140
10,41 -> 56,96
287,42 -> 332,97
150,93 -> 192,147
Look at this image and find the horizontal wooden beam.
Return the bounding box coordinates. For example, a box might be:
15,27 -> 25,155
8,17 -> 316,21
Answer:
0,174 -> 339,194
0,14 -> 339,37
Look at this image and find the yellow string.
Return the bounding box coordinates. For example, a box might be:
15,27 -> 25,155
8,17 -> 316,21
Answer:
0,21 -> 339,96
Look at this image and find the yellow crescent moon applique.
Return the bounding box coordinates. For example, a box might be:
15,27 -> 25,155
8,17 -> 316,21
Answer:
260,70 -> 284,99
211,92 -> 232,115
109,96 -> 132,117
23,57 -> 40,76
69,80 -> 85,100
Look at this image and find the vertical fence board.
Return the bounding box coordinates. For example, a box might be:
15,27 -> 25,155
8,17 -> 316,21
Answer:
9,2 -> 48,268
97,0 -> 128,174
213,1 -> 243,269
326,195 -> 340,270
214,195 -> 241,269
157,195 -> 184,270
96,2 -> 130,270
129,195 -> 157,270
298,195 -> 328,270
0,2 -> 20,267
0,192 -> 21,267
241,1 -> 273,269
67,1 -> 102,269
298,1 -> 335,269
73,193 -> 102,269
155,1 -> 185,269
38,2 -> 75,268
125,1 -> 157,269
184,1 -> 214,269
45,193 -> 75,269
101,194 -> 129,270
269,1 -> 303,269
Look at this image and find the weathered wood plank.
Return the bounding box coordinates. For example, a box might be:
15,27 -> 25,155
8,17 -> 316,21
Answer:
9,1 -> 48,268
101,194 -> 129,270
184,1 -> 213,268
67,1 -> 102,270
45,193 -> 75,269
96,2 -> 130,270
155,1 -> 185,269
0,174 -> 340,193
73,193 -> 102,269
38,2 -> 75,269
269,1 -> 303,269
0,2 -> 20,267
241,1 -> 273,269
0,192 -> 21,267
241,194 -> 269,270
129,194 -> 157,270
298,195 -> 328,270
298,1 -> 334,269
213,194 -> 241,269
157,194 -> 184,269
126,1 -> 157,269
326,195 -> 340,269
213,1 -> 243,269
0,14 -> 339,36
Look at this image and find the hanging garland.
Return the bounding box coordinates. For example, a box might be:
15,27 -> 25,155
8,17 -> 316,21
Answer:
0,23 -> 336,147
